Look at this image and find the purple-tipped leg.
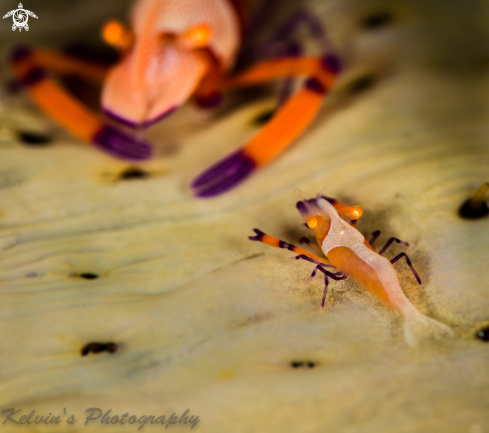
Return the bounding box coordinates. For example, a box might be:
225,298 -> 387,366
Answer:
304,262 -> 347,307
390,252 -> 422,284
377,236 -> 410,255
192,150 -> 256,197
369,230 -> 381,246
93,125 -> 153,161
372,233 -> 420,283
248,228 -> 265,242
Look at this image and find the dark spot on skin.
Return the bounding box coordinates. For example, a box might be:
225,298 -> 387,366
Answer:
476,326 -> 489,342
458,183 -> 489,220
79,273 -> 99,280
119,167 -> 150,180
459,184 -> 489,219
348,75 -> 376,95
253,109 -> 275,126
459,199 -> 489,219
18,131 -> 51,146
290,361 -> 316,368
360,12 -> 393,29
81,342 -> 118,356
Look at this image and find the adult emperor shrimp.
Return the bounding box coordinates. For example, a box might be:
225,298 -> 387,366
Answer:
8,0 -> 341,196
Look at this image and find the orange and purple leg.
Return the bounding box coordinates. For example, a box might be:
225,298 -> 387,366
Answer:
192,55 -> 341,197
249,228 -> 346,306
255,8 -> 334,106
369,230 -> 381,245
9,46 -> 152,160
300,258 -> 347,307
299,237 -> 324,255
249,228 -> 333,266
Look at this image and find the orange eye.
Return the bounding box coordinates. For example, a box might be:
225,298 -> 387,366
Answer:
102,20 -> 123,45
178,24 -> 212,50
350,205 -> 363,219
339,205 -> 364,221
102,20 -> 133,51
307,216 -> 319,229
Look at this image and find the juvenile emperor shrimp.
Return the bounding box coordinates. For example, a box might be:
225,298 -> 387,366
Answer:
249,195 -> 453,346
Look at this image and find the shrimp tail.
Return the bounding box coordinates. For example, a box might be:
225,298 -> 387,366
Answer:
403,310 -> 453,347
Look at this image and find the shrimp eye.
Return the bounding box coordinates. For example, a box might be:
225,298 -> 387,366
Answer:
102,20 -> 134,52
178,24 -> 212,50
307,215 -> 325,229
339,205 -> 364,221
307,216 -> 318,228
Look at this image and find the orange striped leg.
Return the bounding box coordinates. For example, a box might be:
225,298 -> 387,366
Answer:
249,228 -> 348,307
223,56 -> 326,89
299,237 -> 324,255
9,47 -> 152,160
248,228 -> 333,266
192,55 -> 340,197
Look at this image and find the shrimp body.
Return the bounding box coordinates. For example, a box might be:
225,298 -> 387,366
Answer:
316,199 -> 417,316
293,196 -> 453,345
102,0 -> 240,127
251,195 -> 453,344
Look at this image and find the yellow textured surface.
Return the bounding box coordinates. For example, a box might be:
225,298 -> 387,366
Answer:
1,0 -> 489,432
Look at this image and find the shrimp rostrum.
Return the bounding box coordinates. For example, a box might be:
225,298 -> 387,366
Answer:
250,195 -> 453,346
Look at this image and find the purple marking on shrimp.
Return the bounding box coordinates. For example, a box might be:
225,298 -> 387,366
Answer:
93,125 -> 153,160
369,230 -> 381,246
249,228 -> 265,241
305,77 -> 327,94
296,199 -> 322,217
296,201 -> 308,215
103,108 -> 140,128
321,54 -> 342,74
192,150 -> 256,197
9,46 -> 31,63
143,106 -> 178,127
195,91 -> 222,108
21,67 -> 47,86
274,9 -> 331,50
103,106 -> 177,129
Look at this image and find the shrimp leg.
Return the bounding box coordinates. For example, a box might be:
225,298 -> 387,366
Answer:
249,229 -> 332,265
192,55 -> 340,197
390,252 -> 422,284
9,46 -> 152,160
368,231 -> 420,283
306,263 -> 347,307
